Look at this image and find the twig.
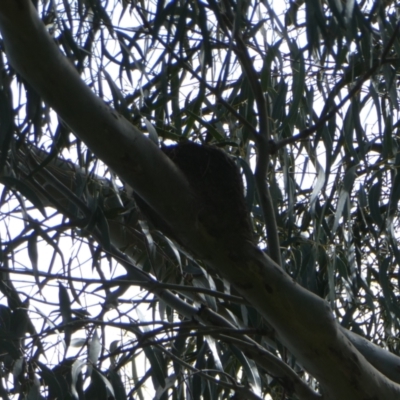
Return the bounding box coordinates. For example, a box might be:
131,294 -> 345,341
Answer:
273,21 -> 400,152
233,33 -> 283,267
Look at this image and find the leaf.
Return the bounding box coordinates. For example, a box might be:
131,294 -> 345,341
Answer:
153,0 -> 166,40
343,104 -> 359,162
58,282 -> 72,349
26,377 -> 42,400
379,257 -> 394,314
358,185 -> 368,208
70,338 -> 87,348
237,157 -> 255,210
197,1 -> 212,68
1,177 -> 46,217
193,342 -> 207,400
37,361 -> 66,400
310,161 -> 326,215
332,165 -> 358,234
134,314 -> 166,389
90,369 -> 116,399
204,335 -> 223,372
368,181 -> 383,227
389,158 -> 400,212
87,330 -> 101,377
131,358 -> 145,400
284,41 -> 305,130
109,340 -> 119,369
230,345 -> 262,397
103,66 -> 128,114
95,208 -> 111,252
142,345 -> 166,389
108,370 -> 127,400
11,307 -> 29,339
71,359 -> 85,400
271,79 -> 288,125
13,358 -> 24,392
58,282 -> 72,324
0,304 -> 11,332
195,265 -> 218,310
0,89 -> 13,173
143,117 -> 159,145
327,253 -> 336,307
27,233 -> 39,287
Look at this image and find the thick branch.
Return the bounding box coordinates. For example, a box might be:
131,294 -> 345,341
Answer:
0,0 -> 201,253
1,2 -> 400,398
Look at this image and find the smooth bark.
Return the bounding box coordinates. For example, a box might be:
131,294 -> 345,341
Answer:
1,1 -> 400,398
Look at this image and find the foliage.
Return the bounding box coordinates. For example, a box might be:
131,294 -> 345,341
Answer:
0,0 -> 400,399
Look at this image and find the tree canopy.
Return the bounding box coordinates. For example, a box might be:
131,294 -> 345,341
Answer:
0,0 -> 400,399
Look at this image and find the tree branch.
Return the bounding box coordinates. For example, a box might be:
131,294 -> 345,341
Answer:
273,21 -> 400,152
1,2 -> 400,398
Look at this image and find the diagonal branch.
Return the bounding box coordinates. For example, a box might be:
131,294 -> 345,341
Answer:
1,2 -> 400,398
